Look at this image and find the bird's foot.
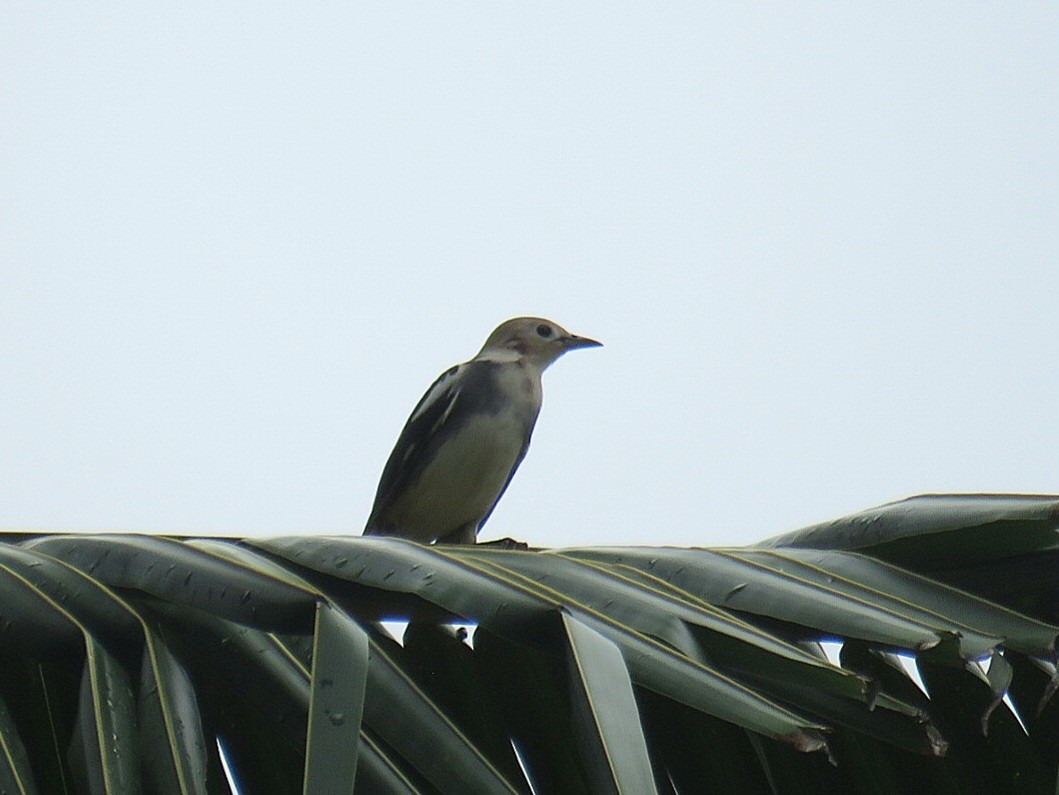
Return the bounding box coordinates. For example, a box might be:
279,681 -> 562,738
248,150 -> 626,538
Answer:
476,537 -> 530,550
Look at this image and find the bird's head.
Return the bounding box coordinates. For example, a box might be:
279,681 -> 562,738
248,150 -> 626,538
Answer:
478,317 -> 602,370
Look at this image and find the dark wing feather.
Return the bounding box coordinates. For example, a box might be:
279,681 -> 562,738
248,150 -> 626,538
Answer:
365,364 -> 462,533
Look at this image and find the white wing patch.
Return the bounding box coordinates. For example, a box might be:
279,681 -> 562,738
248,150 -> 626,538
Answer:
408,367 -> 460,424
430,388 -> 461,436
395,368 -> 462,468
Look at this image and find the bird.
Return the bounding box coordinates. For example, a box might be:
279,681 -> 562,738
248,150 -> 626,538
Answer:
363,317 -> 601,545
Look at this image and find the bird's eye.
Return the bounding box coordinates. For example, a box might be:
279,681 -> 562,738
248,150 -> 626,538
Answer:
536,324 -> 553,338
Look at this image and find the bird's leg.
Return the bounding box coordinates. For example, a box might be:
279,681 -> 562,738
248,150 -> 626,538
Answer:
433,525 -> 529,549
434,524 -> 478,545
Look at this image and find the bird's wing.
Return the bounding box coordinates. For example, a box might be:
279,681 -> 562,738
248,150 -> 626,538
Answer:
365,364 -> 463,532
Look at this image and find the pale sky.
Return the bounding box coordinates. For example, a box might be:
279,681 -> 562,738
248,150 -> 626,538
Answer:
3,5 -> 1057,549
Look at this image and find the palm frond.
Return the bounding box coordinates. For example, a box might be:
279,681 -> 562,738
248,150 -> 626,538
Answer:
1,494 -> 1057,792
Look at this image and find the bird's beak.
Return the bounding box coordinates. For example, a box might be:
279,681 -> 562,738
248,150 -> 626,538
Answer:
561,333 -> 602,351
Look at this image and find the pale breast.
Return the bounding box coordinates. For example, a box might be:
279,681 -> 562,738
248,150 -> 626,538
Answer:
386,408 -> 531,539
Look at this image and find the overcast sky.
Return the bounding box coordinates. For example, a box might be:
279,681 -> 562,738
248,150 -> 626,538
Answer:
2,5 -> 1057,549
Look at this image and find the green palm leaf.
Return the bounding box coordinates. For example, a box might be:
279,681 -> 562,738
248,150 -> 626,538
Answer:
1,493 -> 1058,791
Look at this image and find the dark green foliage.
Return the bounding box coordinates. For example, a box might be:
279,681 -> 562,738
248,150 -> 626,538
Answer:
1,494 -> 1058,792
